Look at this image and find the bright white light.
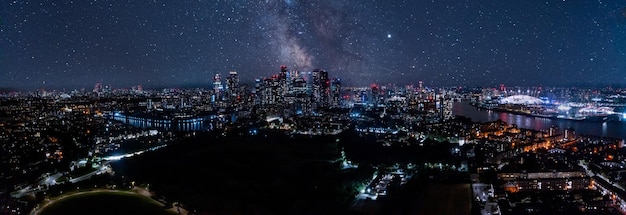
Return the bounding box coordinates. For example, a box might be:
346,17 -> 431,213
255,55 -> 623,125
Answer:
557,105 -> 571,111
387,34 -> 391,38
104,155 -> 123,161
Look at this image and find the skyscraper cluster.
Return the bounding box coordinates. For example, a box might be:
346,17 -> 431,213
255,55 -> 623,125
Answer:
213,66 -> 342,117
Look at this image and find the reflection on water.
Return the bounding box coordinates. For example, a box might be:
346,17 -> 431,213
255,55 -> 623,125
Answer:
452,102 -> 626,140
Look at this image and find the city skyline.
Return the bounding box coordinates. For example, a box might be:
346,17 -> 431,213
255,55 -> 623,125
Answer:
3,50 -> 626,213
2,1 -> 626,90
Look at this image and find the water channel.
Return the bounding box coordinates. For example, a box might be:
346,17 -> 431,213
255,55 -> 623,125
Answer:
452,102 -> 626,140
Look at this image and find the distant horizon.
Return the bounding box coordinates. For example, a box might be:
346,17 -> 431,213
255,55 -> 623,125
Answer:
2,81 -> 626,93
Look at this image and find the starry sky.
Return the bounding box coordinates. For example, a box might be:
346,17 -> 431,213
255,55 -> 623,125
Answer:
2,0 -> 626,90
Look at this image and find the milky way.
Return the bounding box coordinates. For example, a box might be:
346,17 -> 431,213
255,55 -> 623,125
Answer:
1,0 -> 626,89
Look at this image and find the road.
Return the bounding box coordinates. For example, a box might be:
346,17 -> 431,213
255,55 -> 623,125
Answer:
11,162 -> 111,198
579,160 -> 626,215
579,160 -> 625,191
68,161 -> 111,183
11,144 -> 168,200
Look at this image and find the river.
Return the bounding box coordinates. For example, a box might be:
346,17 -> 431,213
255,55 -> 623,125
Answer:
452,102 -> 626,140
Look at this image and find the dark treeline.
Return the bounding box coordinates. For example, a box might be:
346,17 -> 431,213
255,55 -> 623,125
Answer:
111,131 -> 359,214
109,128 -> 465,214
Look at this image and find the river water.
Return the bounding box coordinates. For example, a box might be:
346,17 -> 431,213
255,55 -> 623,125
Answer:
452,102 -> 626,140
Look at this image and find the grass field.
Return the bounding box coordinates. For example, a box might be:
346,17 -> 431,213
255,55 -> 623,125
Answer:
38,191 -> 177,215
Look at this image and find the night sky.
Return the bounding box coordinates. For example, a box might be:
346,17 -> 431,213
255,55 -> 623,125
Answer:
2,0 -> 626,90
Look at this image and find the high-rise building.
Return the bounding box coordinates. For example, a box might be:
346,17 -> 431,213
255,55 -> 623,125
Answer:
213,74 -> 223,94
213,73 -> 224,103
261,75 -> 283,115
226,71 -> 239,93
320,70 -> 330,108
331,78 -> 342,107
254,78 -> 263,106
290,75 -> 311,115
226,71 -> 240,103
311,69 -> 330,109
280,65 -> 288,98
371,84 -> 381,106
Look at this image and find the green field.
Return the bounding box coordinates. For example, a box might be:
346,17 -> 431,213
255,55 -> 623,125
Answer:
38,191 -> 177,215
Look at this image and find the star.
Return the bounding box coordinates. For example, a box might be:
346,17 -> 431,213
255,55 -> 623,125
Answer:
0,0 -> 623,89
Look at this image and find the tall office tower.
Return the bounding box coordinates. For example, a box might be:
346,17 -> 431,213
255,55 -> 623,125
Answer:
360,90 -> 368,104
280,65 -> 288,97
370,84 -> 381,106
213,73 -> 222,92
312,69 -> 321,99
311,70 -> 321,110
331,78 -> 342,107
287,70 -> 299,94
273,65 -> 288,110
261,76 -> 279,105
280,65 -> 288,79
261,76 -> 283,115
311,69 -> 331,109
213,73 -> 223,99
291,75 -> 311,115
254,78 -> 263,106
319,70 -> 330,108
226,71 -> 240,102
226,71 -> 239,96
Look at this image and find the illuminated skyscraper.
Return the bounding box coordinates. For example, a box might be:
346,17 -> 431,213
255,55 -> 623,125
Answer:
227,71 -> 239,92
320,70 -> 330,108
254,78 -> 263,106
226,71 -> 239,103
291,74 -> 311,115
261,75 -> 283,115
213,74 -> 223,92
331,78 -> 342,107
213,73 -> 223,102
280,65 -> 288,98
311,69 -> 330,109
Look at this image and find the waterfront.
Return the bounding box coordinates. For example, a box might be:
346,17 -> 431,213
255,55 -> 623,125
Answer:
453,102 -> 626,140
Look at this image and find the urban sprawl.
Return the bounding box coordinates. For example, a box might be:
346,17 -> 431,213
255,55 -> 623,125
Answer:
3,66 -> 626,214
